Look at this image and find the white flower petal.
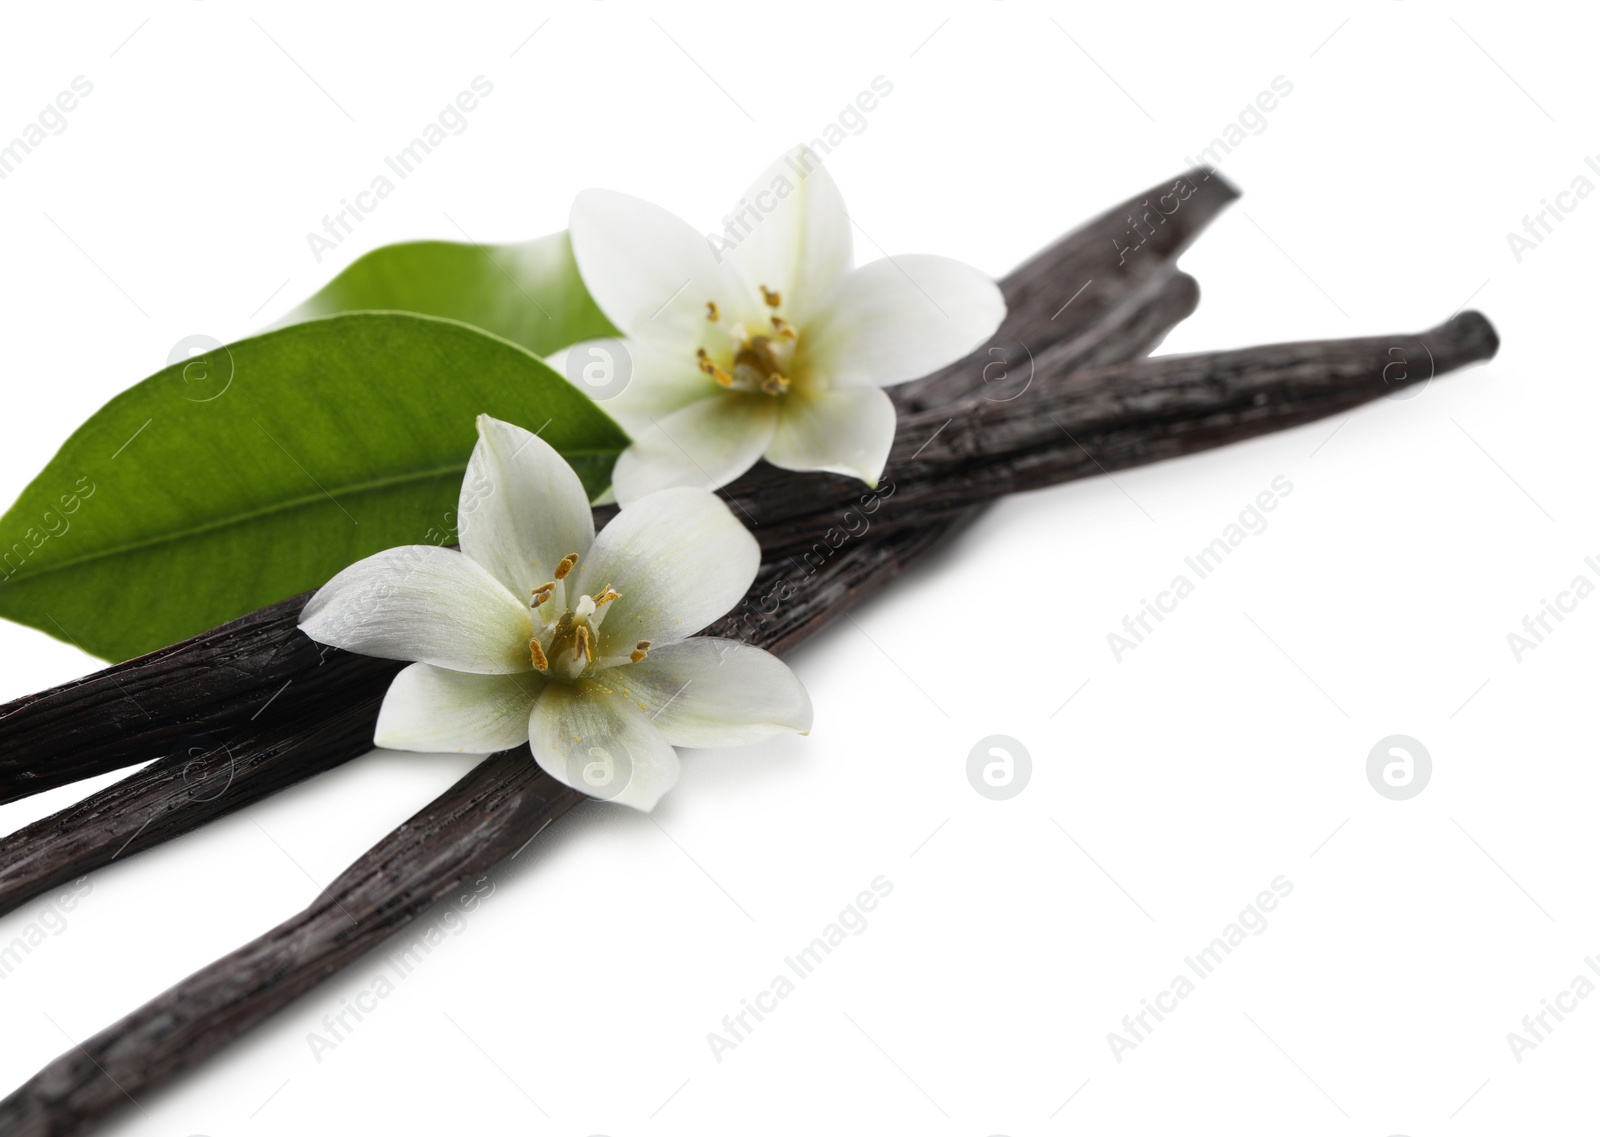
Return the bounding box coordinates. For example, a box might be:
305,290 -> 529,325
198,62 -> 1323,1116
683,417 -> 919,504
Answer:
720,146 -> 852,325
764,386 -> 896,485
568,337 -> 722,438
601,639 -> 812,748
458,415 -> 595,601
573,487 -> 758,648
374,663 -> 542,753
609,394 -> 777,503
529,680 -> 680,811
799,255 -> 1006,389
299,545 -> 533,674
570,188 -> 741,350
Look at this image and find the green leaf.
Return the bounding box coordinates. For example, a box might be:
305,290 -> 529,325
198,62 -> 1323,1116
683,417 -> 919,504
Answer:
0,313 -> 630,662
279,231 -> 617,356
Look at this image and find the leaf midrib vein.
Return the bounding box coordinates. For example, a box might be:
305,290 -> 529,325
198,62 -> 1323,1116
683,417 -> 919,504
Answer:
3,450 -> 617,584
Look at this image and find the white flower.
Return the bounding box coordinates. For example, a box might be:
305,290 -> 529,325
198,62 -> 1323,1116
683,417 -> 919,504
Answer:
558,145 -> 1006,503
298,414 -> 812,811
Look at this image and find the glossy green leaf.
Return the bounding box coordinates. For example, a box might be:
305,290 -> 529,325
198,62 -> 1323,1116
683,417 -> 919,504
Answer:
0,313 -> 629,662
279,231 -> 617,356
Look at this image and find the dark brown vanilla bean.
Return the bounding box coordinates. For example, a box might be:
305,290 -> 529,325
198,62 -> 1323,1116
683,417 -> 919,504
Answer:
1055,270 -> 1201,373
0,308 -> 1502,1136
0,692 -> 394,914
0,169 -> 1232,809
909,309 -> 1500,484
0,603 -> 394,807
891,166 -> 1237,411
726,312 -> 1501,557
0,750 -> 588,1137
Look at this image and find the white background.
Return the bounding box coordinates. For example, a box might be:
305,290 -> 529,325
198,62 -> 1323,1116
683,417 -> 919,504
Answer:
0,1 -> 1595,1133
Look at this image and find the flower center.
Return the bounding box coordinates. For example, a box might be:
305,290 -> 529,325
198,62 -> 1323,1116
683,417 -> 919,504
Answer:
527,552 -> 649,679
698,284 -> 799,397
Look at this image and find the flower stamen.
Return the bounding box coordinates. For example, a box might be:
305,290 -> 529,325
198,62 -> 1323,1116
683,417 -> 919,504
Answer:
630,639 -> 651,664
530,581 -> 555,607
706,301 -> 719,322
592,586 -> 621,606
697,350 -> 734,388
554,553 -> 579,580
529,639 -> 549,670
697,305 -> 796,399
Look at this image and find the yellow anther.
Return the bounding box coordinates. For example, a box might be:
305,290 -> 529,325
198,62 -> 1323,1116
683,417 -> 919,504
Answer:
771,315 -> 798,340
761,372 -> 790,395
760,285 -> 782,308
554,553 -> 579,580
706,301 -> 720,321
529,639 -> 549,670
699,357 -> 734,388
574,625 -> 593,663
530,582 -> 555,606
592,586 -> 621,606
630,639 -> 651,664
697,349 -> 740,387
